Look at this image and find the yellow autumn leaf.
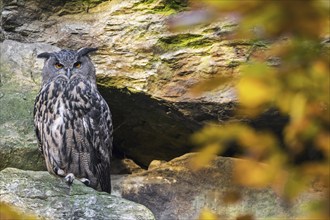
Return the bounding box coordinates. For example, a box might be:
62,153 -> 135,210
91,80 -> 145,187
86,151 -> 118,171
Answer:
233,158 -> 279,188
190,143 -> 222,170
276,92 -> 292,114
190,75 -> 235,96
302,162 -> 330,181
282,170 -> 310,200
315,133 -> 330,158
198,208 -> 219,220
237,77 -> 273,108
0,203 -> 38,220
239,129 -> 278,159
191,123 -> 223,146
289,93 -> 307,122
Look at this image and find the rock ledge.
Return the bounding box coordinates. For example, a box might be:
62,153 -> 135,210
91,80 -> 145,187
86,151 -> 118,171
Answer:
0,168 -> 155,220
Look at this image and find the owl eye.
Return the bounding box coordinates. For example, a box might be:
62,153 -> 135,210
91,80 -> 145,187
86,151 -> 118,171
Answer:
74,62 -> 82,68
54,63 -> 64,69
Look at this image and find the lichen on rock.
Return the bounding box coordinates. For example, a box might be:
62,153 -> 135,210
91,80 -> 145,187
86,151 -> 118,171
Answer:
0,168 -> 155,220
0,40 -> 59,171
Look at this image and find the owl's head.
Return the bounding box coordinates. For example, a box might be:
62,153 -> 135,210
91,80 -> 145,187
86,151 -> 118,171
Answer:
37,48 -> 98,85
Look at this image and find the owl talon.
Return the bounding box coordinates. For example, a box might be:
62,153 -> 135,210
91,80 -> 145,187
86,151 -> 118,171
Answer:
80,178 -> 90,186
65,173 -> 75,185
53,166 -> 65,176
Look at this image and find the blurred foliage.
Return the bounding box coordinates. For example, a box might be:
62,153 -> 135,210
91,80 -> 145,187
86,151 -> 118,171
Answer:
170,0 -> 330,219
0,203 -> 38,220
198,208 -> 219,220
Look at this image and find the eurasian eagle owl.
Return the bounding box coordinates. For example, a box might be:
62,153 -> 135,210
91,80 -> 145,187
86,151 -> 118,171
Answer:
34,48 -> 113,193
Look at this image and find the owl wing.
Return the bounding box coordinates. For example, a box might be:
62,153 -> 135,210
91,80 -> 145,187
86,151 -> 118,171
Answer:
84,88 -> 113,193
33,84 -> 50,155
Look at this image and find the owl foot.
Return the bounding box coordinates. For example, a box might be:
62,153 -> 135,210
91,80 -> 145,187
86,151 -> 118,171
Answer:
53,166 -> 65,177
65,173 -> 75,185
79,178 -> 90,186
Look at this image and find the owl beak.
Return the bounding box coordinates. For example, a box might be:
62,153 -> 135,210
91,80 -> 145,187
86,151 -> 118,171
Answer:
66,69 -> 72,78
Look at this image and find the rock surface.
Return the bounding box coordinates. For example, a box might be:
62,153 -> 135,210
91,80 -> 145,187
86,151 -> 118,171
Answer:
119,153 -> 324,220
0,0 -> 244,167
0,167 -> 155,220
0,40 -> 59,171
0,0 -> 287,168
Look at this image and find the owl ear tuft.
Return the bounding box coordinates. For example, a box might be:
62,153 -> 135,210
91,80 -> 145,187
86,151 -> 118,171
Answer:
37,52 -> 52,59
77,47 -> 98,57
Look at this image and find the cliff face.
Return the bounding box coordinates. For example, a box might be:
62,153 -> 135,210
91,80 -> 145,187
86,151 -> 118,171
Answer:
1,0 -> 243,167
1,0 -> 275,167
0,1 -> 325,219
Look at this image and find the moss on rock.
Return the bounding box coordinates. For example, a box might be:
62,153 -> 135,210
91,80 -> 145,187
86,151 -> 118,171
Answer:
134,0 -> 188,15
157,34 -> 213,52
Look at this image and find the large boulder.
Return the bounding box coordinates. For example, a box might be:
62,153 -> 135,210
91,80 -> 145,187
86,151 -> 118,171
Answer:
118,153 -> 324,220
0,40 -> 59,171
0,167 -> 155,220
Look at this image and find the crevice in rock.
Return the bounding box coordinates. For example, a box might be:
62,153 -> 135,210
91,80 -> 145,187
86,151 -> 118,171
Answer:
98,83 -> 290,167
98,85 -> 198,167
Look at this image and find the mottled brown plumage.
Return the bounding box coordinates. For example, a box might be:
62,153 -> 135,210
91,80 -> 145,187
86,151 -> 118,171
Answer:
34,48 -> 112,193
